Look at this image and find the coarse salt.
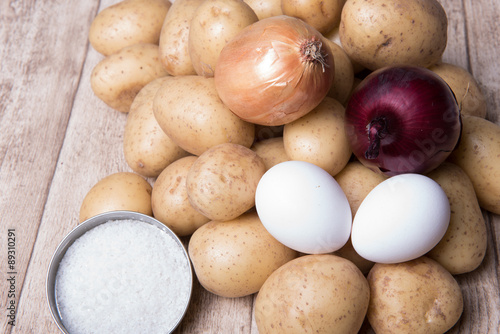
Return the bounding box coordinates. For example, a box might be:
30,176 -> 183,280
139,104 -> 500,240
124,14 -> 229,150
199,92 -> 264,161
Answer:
55,219 -> 191,334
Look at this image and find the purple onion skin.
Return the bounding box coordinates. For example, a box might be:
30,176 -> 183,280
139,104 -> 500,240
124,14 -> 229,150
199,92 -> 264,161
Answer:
345,65 -> 462,176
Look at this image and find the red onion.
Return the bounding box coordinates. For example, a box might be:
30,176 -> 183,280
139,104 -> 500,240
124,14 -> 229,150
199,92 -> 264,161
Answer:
344,65 -> 461,176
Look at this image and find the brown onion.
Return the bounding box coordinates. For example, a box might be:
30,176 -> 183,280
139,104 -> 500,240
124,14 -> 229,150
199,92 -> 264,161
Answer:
214,15 -> 334,126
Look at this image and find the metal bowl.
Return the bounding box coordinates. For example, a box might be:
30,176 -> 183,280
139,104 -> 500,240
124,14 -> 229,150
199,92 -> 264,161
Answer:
46,211 -> 193,334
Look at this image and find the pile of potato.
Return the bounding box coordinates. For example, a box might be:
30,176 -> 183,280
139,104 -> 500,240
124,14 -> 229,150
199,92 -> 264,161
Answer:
81,0 -> 500,332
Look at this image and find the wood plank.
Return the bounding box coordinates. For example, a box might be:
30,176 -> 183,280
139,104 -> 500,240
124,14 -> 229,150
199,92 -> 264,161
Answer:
0,1 -> 99,333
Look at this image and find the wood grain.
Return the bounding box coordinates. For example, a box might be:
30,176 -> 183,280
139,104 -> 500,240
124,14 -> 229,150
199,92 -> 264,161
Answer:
1,0 -> 499,333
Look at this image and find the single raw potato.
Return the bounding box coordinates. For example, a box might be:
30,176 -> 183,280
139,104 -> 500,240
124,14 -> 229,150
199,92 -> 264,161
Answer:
251,137 -> 290,171
448,115 -> 500,214
324,39 -> 355,104
339,0 -> 447,70
281,0 -> 346,34
79,172 -> 152,222
89,0 -> 171,56
151,156 -> 210,236
123,77 -> 189,177
367,256 -> 463,334
254,254 -> 370,334
188,211 -> 298,298
188,0 -> 258,77
429,62 -> 487,118
283,97 -> 352,176
214,15 -> 334,126
186,143 -> 266,221
426,162 -> 487,275
91,43 -> 168,113
243,0 -> 283,20
324,26 -> 365,74
153,75 -> 255,156
158,0 -> 205,76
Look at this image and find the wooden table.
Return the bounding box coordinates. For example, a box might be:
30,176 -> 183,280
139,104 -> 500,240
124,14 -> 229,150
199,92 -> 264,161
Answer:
1,0 -> 499,333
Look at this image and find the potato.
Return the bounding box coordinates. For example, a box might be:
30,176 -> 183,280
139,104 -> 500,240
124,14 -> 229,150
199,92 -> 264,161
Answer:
426,162 -> 487,274
153,75 -> 255,156
186,143 -> 266,221
367,256 -> 463,334
151,156 -> 210,236
324,26 -> 365,74
91,43 -> 168,113
89,0 -> 171,56
254,254 -> 370,334
333,161 -> 387,274
324,39 -> 355,105
123,77 -> 189,177
339,0 -> 448,70
188,211 -> 298,298
251,137 -> 289,170
448,115 -> 500,214
79,172 -> 152,222
283,97 -> 351,176
429,62 -> 487,118
243,0 -> 282,20
188,0 -> 258,77
281,0 -> 345,34
158,0 -> 205,76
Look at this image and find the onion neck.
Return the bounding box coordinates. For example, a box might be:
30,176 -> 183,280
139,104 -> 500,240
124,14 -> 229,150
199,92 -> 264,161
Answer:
300,38 -> 328,72
365,117 -> 388,159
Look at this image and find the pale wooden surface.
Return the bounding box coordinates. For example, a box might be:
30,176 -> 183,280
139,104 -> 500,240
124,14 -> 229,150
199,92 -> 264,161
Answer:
0,0 -> 499,333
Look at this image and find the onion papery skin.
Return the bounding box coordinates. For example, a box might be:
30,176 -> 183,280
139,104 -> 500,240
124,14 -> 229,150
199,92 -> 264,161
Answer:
344,65 -> 461,176
214,15 -> 334,126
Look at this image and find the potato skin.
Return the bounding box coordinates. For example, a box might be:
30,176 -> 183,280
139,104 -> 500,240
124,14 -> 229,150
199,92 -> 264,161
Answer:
79,172 -> 152,222
153,75 -> 255,156
188,211 -> 298,298
159,0 -> 205,76
426,162 -> 487,274
188,0 -> 258,77
283,97 -> 352,176
89,0 -> 171,56
251,137 -> 290,170
151,156 -> 209,236
429,62 -> 487,118
448,116 -> 500,214
243,0 -> 283,20
91,43 -> 168,113
123,77 -> 189,177
186,143 -> 266,221
339,0 -> 447,70
367,256 -> 463,334
255,254 -> 370,334
281,0 -> 345,34
324,40 -> 355,105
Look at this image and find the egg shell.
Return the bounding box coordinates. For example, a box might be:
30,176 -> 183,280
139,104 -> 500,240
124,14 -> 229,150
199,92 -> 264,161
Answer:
351,173 -> 450,264
255,161 -> 352,254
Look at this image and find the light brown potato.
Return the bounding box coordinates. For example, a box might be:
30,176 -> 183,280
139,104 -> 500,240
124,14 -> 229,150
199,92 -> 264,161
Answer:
188,0 -> 258,77
79,172 -> 152,222
243,0 -> 282,20
151,156 -> 210,236
123,77 -> 189,177
91,43 -> 168,113
333,161 -> 387,274
426,162 -> 487,274
89,0 -> 171,56
339,0 -> 447,70
281,0 -> 346,34
251,137 -> 289,170
186,143 -> 266,221
448,115 -> 500,214
283,97 -> 352,176
153,75 -> 255,156
188,211 -> 298,298
367,256 -> 463,334
158,0 -> 205,76
324,39 -> 354,105
429,62 -> 487,118
255,254 -> 370,334
324,26 -> 365,74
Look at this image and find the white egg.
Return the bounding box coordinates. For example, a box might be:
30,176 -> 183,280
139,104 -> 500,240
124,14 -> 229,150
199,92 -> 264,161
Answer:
351,173 -> 450,264
255,161 -> 352,254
